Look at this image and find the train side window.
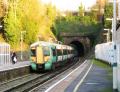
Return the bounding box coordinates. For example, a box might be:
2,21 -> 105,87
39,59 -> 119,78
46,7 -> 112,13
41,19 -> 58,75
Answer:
68,50 -> 70,54
66,49 -> 69,54
31,49 -> 36,56
43,47 -> 50,56
63,49 -> 67,55
63,49 -> 65,55
52,48 -> 57,56
57,49 -> 62,56
65,49 -> 67,55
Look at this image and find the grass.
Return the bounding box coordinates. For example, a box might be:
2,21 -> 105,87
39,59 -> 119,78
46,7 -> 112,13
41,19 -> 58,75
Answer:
93,59 -> 111,68
100,87 -> 113,92
93,59 -> 112,80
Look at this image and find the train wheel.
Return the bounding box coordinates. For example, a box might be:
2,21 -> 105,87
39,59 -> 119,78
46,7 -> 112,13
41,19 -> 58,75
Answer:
30,66 -> 34,73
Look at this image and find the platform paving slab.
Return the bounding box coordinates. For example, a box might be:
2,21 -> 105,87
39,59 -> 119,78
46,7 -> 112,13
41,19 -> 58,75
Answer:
65,60 -> 112,92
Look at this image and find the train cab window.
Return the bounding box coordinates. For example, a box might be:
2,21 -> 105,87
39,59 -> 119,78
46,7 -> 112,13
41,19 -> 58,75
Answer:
31,49 -> 36,56
43,47 -> 50,56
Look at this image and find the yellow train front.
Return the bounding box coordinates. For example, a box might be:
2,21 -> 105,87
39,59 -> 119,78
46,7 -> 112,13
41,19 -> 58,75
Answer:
30,41 -> 75,71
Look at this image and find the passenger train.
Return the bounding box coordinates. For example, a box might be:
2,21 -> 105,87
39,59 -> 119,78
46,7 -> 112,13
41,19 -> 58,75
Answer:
30,41 -> 76,71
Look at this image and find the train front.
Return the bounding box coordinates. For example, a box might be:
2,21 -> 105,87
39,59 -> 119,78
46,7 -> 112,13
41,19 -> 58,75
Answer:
30,43 -> 44,71
30,41 -> 56,71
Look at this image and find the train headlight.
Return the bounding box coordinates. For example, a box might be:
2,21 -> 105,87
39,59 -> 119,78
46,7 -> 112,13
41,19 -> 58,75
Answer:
31,57 -> 36,62
44,56 -> 50,62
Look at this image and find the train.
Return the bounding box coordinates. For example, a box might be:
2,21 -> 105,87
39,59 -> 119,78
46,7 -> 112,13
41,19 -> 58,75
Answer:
30,41 -> 76,71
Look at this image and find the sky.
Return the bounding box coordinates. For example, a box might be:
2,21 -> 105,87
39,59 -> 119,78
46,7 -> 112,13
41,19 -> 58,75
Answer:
41,0 -> 97,11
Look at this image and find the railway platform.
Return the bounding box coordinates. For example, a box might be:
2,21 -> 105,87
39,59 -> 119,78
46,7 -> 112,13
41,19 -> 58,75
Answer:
0,61 -> 30,83
43,59 -> 112,92
0,61 -> 30,72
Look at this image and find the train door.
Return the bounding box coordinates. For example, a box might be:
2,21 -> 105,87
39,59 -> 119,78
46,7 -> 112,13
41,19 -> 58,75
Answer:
36,46 -> 44,64
51,46 -> 57,63
43,46 -> 50,63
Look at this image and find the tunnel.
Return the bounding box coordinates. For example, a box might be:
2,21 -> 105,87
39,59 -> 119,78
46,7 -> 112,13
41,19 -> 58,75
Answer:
70,41 -> 84,57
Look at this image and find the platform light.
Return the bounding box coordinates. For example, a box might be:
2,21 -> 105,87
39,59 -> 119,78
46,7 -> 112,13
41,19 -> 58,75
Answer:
104,28 -> 109,31
106,18 -> 113,21
20,31 -> 26,61
0,25 -> 2,28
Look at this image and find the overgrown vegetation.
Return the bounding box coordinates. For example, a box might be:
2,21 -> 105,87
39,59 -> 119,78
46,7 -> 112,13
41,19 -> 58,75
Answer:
3,0 -> 56,49
93,59 -> 111,68
1,0 -> 103,50
104,3 -> 113,29
54,16 -> 102,37
52,3 -> 102,42
93,59 -> 112,80
53,16 -> 102,44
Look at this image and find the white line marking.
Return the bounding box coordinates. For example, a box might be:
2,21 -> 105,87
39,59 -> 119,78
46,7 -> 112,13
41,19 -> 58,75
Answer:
73,61 -> 93,92
29,58 -> 81,92
85,82 -> 99,85
45,60 -> 88,92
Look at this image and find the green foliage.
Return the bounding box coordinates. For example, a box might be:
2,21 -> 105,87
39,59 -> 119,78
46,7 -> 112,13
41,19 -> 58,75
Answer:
54,15 -> 102,40
0,0 -> 4,18
104,3 -> 113,28
3,0 -> 57,48
20,0 -> 42,44
78,3 -> 84,17
93,59 -> 111,68
4,0 -> 21,47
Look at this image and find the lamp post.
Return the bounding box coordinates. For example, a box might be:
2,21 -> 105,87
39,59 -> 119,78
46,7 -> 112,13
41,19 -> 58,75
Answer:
20,31 -> 26,61
113,0 -> 117,91
106,0 -> 118,90
0,25 -> 2,29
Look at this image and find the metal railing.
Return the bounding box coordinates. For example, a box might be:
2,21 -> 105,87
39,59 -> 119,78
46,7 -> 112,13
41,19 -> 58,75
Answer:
0,43 -> 10,65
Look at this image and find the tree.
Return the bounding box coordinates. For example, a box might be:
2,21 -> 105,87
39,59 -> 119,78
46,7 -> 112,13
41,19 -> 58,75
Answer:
0,0 -> 4,18
4,0 -> 57,48
104,3 -> 113,28
78,3 -> 84,17
4,0 -> 21,47
0,0 -> 8,18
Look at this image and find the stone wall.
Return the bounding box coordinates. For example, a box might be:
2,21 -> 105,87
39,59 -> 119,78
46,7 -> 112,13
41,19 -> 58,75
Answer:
61,33 -> 91,55
0,66 -> 30,83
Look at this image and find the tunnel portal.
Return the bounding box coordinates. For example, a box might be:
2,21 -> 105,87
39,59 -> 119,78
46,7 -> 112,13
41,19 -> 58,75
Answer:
70,41 -> 84,57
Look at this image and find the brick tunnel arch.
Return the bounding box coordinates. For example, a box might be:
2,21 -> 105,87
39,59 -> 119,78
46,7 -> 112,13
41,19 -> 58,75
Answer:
70,41 -> 84,57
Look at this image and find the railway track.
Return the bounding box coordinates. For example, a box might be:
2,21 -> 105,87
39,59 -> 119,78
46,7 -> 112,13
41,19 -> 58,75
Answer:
0,52 -> 93,92
30,58 -> 92,92
30,51 -> 94,92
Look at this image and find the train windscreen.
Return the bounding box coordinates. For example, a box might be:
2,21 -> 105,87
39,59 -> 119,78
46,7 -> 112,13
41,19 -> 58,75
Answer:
31,49 -> 36,56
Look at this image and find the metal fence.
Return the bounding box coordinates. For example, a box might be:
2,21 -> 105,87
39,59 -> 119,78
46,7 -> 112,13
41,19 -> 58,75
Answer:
95,42 -> 120,91
95,42 -> 114,64
0,43 -> 10,65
